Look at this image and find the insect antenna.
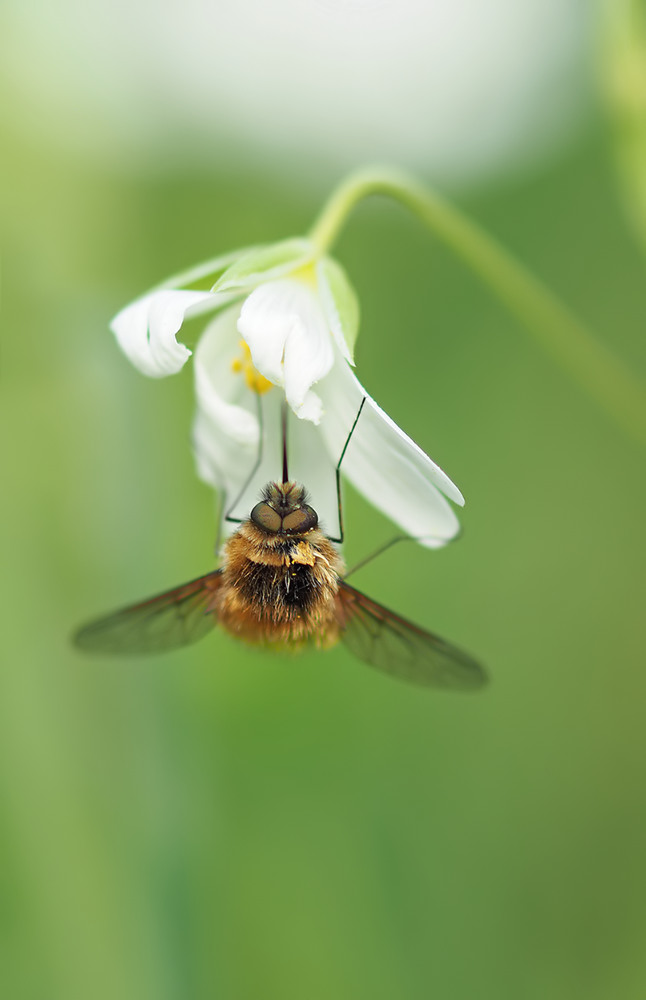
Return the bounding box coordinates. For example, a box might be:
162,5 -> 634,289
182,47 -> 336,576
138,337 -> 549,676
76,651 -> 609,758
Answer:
327,396 -> 366,544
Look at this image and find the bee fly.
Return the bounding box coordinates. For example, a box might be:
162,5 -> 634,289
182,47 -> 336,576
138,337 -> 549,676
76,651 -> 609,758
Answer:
74,403 -> 486,689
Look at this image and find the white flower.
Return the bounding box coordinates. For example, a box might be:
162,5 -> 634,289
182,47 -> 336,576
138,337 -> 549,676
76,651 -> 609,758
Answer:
111,239 -> 464,548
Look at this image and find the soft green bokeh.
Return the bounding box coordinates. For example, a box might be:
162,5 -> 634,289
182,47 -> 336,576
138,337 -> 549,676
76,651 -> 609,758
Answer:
3,122 -> 646,999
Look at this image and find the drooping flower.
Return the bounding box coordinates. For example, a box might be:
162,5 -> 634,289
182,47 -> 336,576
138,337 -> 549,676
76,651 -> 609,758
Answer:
111,238 -> 464,547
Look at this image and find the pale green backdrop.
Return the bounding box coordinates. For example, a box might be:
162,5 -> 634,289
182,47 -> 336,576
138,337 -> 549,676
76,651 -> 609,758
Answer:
3,54 -> 646,1000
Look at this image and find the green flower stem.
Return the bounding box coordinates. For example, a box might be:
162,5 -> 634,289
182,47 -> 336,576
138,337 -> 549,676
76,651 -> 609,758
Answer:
309,167 -> 646,446
602,0 -> 646,259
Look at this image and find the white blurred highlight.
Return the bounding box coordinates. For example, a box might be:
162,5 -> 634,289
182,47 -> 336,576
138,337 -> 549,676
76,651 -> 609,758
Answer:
1,0 -> 596,184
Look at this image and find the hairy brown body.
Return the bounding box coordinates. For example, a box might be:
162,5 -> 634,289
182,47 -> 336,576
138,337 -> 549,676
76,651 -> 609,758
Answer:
74,479 -> 487,690
213,519 -> 345,648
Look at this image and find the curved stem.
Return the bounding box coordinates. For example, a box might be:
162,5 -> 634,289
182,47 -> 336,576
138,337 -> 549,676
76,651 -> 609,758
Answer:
309,167 -> 646,447
602,0 -> 646,260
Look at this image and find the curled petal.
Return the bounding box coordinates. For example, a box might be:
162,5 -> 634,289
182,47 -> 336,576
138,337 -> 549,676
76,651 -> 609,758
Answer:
111,289 -> 223,378
238,279 -> 334,420
317,352 -> 464,547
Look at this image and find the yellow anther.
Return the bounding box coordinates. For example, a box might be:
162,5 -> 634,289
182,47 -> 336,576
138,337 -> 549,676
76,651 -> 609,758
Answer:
231,340 -> 273,395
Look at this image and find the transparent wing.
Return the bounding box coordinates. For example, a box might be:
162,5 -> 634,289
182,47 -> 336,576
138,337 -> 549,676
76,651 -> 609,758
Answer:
74,571 -> 222,655
336,581 -> 486,689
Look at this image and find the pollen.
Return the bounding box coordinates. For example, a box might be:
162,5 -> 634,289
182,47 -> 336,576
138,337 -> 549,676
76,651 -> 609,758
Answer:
231,340 -> 273,395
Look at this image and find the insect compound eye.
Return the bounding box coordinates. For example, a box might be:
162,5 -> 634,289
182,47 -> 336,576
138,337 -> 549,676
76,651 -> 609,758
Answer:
281,504 -> 318,534
250,502 -> 282,533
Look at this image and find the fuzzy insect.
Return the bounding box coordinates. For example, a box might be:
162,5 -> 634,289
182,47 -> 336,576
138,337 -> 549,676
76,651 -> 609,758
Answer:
74,481 -> 485,690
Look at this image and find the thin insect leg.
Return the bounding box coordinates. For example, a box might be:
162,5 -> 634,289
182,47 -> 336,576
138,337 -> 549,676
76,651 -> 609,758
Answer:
225,393 -> 265,524
327,396 -> 367,544
213,489 -> 227,556
344,526 -> 464,579
343,535 -> 411,578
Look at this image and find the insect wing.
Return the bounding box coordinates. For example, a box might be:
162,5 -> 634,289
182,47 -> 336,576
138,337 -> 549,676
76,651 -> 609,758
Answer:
74,571 -> 223,655
337,582 -> 486,689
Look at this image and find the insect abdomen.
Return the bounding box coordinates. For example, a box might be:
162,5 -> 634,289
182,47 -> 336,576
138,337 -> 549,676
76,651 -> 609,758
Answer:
237,560 -> 319,616
216,524 -> 343,646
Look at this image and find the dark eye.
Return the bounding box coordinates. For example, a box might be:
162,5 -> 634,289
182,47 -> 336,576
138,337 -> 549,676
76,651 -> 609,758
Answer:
282,505 -> 318,534
250,502 -> 282,533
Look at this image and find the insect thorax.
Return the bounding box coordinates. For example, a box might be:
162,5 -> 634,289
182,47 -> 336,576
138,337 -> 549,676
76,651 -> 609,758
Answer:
216,521 -> 344,646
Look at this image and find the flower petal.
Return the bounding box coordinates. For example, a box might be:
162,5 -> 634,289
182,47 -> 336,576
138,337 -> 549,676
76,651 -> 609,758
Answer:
213,238 -> 315,294
238,278 -> 334,419
111,289 -> 222,377
161,245 -> 258,292
282,313 -> 333,417
316,256 -> 359,364
192,305 -> 261,506
316,352 -> 464,547
295,389 -> 324,424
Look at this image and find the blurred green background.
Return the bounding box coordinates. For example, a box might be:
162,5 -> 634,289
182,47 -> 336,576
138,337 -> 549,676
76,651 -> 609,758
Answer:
3,3 -> 646,999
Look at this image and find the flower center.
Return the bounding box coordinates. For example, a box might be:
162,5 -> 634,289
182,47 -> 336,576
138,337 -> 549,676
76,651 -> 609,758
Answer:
231,340 -> 273,394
